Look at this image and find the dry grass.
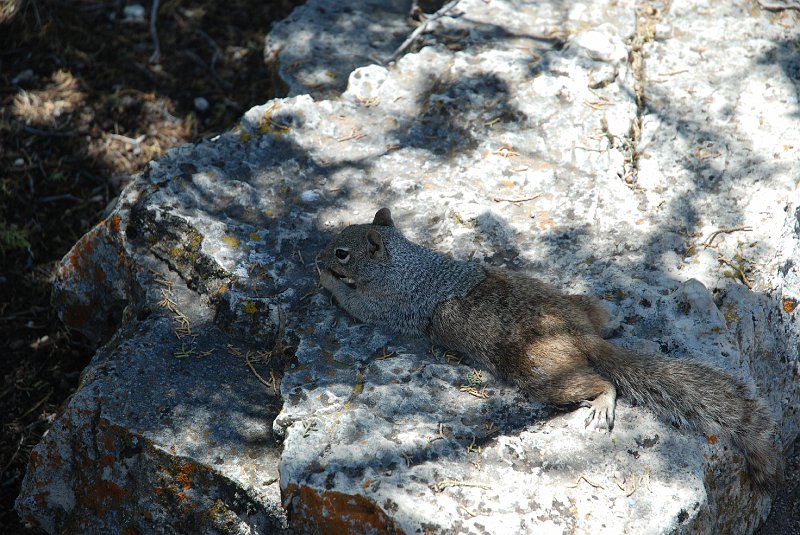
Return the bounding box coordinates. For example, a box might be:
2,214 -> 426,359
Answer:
0,0 -> 302,531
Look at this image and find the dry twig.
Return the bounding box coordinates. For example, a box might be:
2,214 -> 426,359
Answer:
432,479 -> 491,493
149,0 -> 161,64
386,0 -> 463,63
702,226 -> 752,248
568,475 -> 604,489
493,193 -> 541,203
245,352 -> 276,391
718,255 -> 754,289
336,128 -> 367,142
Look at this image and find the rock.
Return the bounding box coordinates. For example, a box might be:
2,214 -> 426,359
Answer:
123,4 -> 146,23
571,23 -> 629,64
299,189 -> 322,203
264,0 -> 412,99
654,22 -> 672,41
14,316 -> 287,534
639,0 -> 800,448
16,0 -> 800,533
345,64 -> 389,102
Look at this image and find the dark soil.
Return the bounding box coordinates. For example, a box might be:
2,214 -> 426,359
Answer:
0,0 -> 302,531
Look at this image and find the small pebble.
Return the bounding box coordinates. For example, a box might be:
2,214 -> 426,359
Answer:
123,4 -> 146,22
194,97 -> 210,112
300,190 -> 321,203
654,23 -> 672,41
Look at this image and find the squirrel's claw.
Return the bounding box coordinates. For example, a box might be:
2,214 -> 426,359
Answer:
580,389 -> 616,432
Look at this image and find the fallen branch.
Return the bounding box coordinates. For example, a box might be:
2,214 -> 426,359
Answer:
386,0 -> 463,64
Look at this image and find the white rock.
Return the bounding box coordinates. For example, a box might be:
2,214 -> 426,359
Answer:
655,23 -> 672,40
193,97 -> 209,112
573,24 -> 629,64
123,4 -> 145,22
344,64 -> 389,101
300,189 -> 322,203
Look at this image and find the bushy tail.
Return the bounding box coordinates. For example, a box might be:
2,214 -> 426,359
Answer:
583,336 -> 782,491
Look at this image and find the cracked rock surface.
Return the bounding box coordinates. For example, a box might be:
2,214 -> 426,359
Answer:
16,0 -> 800,533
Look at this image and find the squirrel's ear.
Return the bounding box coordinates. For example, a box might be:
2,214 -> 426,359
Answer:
366,229 -> 388,259
372,208 -> 394,227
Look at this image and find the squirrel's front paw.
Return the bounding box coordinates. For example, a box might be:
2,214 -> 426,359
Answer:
318,269 -> 338,290
580,388 -> 616,431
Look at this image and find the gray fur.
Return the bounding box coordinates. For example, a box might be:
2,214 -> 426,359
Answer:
317,212 -> 485,337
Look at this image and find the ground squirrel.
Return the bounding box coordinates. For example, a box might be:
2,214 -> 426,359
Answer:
317,208 -> 781,490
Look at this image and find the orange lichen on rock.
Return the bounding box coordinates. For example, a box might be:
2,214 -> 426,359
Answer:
33,492 -> 49,507
52,209 -> 137,342
175,467 -> 194,490
81,478 -> 129,517
285,484 -> 403,535
60,213 -> 125,283
102,432 -> 115,450
107,214 -> 122,234
94,265 -> 106,284
61,230 -> 98,278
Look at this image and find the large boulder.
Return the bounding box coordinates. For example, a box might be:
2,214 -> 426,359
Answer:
16,0 -> 800,533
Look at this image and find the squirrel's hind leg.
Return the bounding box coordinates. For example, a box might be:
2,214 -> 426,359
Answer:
568,295 -> 611,335
520,364 -> 617,431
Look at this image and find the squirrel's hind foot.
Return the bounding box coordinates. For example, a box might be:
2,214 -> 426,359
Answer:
580,387 -> 617,431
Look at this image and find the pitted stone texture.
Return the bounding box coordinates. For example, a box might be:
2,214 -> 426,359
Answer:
16,0 -> 800,533
639,0 -> 800,444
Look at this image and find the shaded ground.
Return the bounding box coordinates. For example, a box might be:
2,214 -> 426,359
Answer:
0,0 -> 302,531
757,438 -> 800,535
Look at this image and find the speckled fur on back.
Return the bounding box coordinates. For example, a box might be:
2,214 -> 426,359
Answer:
318,208 -> 782,491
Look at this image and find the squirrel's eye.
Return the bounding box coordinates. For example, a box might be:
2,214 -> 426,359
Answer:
334,248 -> 350,262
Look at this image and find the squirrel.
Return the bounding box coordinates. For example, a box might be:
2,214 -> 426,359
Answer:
317,207 -> 782,490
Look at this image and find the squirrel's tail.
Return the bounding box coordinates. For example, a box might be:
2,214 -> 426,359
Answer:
583,336 -> 782,490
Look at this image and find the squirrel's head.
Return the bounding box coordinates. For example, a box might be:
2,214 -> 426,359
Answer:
317,208 -> 398,295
